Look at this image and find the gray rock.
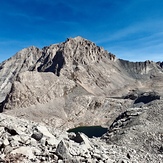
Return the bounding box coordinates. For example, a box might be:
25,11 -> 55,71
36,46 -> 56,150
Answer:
20,135 -> 30,144
31,131 -> 43,141
36,125 -> 55,138
11,146 -> 35,160
10,140 -> 20,148
73,133 -> 92,149
3,139 -> 9,146
68,132 -> 76,140
3,146 -> 13,154
56,140 -> 71,159
30,138 -> 39,147
46,137 -> 58,147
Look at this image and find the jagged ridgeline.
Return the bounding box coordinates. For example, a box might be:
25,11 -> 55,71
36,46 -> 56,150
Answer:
0,36 -> 163,162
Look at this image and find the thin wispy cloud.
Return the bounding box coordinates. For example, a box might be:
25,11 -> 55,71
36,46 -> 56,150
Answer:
0,0 -> 163,62
97,19 -> 163,43
7,12 -> 45,22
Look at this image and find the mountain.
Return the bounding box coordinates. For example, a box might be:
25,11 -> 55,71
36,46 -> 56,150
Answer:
0,36 -> 163,127
0,36 -> 163,162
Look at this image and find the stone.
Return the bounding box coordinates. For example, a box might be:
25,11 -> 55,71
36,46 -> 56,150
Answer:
37,125 -> 54,138
46,137 -> 58,146
0,154 -> 5,160
12,135 -> 21,142
72,133 -> 92,149
11,146 -> 35,160
4,127 -> 18,136
10,140 -> 20,148
20,135 -> 30,144
0,127 -> 5,134
58,160 -> 64,163
30,138 -> 38,147
105,159 -> 115,163
3,139 -> 9,146
40,137 -> 47,146
68,132 -> 76,140
31,131 -> 43,141
4,146 -> 13,154
56,140 -> 71,159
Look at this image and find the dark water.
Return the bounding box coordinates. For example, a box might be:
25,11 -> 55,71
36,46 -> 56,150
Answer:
67,126 -> 108,138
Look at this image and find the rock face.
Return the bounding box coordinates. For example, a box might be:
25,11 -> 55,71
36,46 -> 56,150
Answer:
102,99 -> 163,162
0,36 -> 163,162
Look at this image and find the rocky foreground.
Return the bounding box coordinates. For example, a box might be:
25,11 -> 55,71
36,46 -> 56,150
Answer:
0,98 -> 163,162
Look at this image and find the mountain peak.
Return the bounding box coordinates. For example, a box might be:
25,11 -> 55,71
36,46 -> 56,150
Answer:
73,36 -> 85,40
66,36 -> 91,44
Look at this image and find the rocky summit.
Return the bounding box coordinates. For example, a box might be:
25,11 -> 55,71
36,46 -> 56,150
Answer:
0,36 -> 163,162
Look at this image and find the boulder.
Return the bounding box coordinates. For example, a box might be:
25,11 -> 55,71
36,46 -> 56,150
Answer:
31,131 -> 43,141
11,146 -> 35,160
56,140 -> 71,159
36,125 -> 54,138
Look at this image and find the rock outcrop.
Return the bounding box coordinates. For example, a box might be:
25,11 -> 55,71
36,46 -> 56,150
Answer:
102,99 -> 163,162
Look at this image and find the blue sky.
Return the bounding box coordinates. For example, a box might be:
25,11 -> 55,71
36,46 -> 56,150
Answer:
0,0 -> 163,62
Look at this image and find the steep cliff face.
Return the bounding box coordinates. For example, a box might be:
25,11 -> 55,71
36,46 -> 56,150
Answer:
0,46 -> 42,103
119,59 -> 163,78
37,37 -> 114,73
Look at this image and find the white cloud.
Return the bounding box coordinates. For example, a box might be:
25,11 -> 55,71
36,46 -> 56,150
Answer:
96,19 -> 163,44
94,18 -> 163,62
